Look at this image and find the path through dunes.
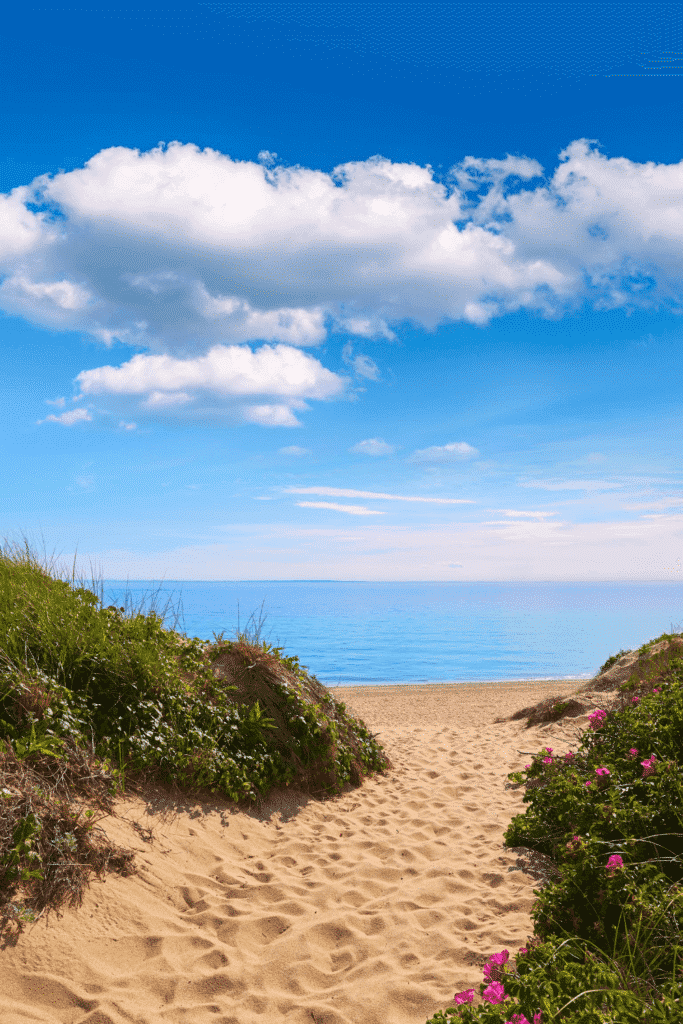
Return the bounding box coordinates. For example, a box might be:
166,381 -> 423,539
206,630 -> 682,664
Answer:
0,680 -> 589,1024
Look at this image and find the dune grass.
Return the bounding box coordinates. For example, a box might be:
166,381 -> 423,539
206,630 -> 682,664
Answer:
426,634 -> 683,1023
0,537 -> 392,938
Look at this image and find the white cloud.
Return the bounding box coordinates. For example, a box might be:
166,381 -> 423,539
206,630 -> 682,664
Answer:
243,404 -> 302,427
38,406 -> 92,426
7,139 -> 683,428
2,274 -> 90,312
279,445 -> 311,455
342,344 -> 381,381
349,438 -> 395,455
143,390 -> 192,408
0,185 -> 57,259
6,139 -> 683,361
621,496 -> 683,510
297,501 -> 384,515
410,441 -> 479,463
72,343 -> 345,425
352,354 -> 380,380
337,316 -> 396,340
119,421 -> 137,430
284,486 -> 474,504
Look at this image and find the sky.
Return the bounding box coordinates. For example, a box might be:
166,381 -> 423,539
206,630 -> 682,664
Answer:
3,1 -> 683,582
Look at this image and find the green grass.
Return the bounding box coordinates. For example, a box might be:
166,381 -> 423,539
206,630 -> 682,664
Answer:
425,629 -> 683,1023
0,537 -> 392,937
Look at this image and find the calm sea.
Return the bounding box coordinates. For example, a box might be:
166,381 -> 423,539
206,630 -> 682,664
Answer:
100,581 -> 683,687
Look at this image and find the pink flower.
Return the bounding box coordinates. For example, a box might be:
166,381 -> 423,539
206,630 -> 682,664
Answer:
564,751 -> 575,760
483,949 -> 510,982
606,854 -> 624,874
585,780 -> 592,787
595,766 -> 611,778
544,747 -> 553,754
627,748 -> 638,758
589,709 -> 608,729
518,947 -> 528,955
641,756 -> 657,778
483,981 -> 508,1004
452,988 -> 474,1005
542,756 -> 553,764
653,687 -> 661,693
525,764 -> 531,770
632,696 -> 640,704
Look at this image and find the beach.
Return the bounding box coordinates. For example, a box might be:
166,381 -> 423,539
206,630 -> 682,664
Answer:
0,678 -> 598,1024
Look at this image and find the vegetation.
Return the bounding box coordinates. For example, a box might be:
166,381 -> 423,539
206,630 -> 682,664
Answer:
5,534 -> 683,1020
0,538 -> 392,937
426,627 -> 683,1023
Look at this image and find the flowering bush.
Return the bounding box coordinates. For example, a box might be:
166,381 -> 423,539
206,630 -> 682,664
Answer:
425,641 -> 683,1024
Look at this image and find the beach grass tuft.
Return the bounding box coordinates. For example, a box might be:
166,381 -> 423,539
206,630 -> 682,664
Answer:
0,536 -> 392,937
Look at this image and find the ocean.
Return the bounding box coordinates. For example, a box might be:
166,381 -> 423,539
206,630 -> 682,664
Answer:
97,580 -> 683,687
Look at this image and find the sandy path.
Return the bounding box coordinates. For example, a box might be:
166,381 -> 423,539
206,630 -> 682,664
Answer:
0,679 -> 597,1024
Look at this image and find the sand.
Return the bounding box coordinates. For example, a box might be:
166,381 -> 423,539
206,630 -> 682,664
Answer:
0,678 -> 602,1024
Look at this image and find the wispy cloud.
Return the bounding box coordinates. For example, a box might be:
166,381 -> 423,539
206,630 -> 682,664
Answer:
86,513 -> 683,581
623,499 -> 683,512
349,438 -> 395,456
518,479 -> 625,492
279,445 -> 311,455
297,501 -> 384,515
38,406 -> 92,426
284,486 -> 474,504
342,343 -> 381,380
409,442 -> 479,464
495,509 -> 559,519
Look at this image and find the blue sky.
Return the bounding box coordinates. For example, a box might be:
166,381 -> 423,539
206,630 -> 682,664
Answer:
3,1 -> 683,581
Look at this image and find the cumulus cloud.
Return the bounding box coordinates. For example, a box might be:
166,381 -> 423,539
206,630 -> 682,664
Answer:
297,501 -> 384,515
349,437 -> 395,455
7,139 -> 683,354
70,343 -> 346,426
8,138 -> 683,426
409,441 -> 479,464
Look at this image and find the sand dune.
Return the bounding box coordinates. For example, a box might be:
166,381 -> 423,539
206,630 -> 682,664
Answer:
0,679 -> 599,1024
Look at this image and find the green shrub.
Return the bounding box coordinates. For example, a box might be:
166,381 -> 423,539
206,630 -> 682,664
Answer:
425,648 -> 683,1023
0,537 -> 393,933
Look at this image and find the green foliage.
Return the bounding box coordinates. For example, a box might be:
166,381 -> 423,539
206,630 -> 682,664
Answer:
0,536 -> 393,931
425,646 -> 683,1023
598,649 -> 632,675
1,812 -> 43,885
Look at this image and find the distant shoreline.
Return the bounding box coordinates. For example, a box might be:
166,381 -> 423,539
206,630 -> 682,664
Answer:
327,677 -> 592,689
